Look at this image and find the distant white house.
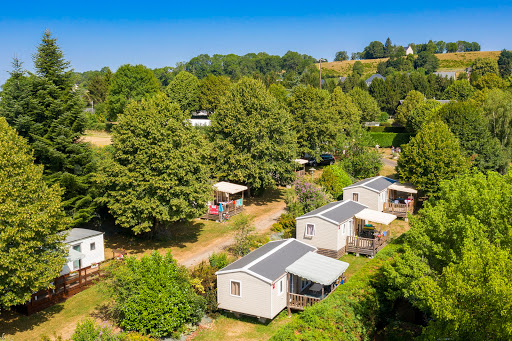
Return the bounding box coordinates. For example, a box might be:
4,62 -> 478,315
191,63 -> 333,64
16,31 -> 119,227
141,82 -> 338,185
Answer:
188,118 -> 211,127
365,74 -> 386,86
405,45 -> 414,55
61,228 -> 105,276
434,71 -> 457,80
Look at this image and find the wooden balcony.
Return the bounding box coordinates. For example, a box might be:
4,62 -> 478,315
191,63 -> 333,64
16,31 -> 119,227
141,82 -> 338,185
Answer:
287,292 -> 321,310
14,262 -> 106,315
287,276 -> 346,312
384,202 -> 413,218
346,234 -> 389,257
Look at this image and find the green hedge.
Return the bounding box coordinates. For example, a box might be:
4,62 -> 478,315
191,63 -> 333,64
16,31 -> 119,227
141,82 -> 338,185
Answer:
270,244 -> 400,341
370,132 -> 413,147
368,126 -> 406,133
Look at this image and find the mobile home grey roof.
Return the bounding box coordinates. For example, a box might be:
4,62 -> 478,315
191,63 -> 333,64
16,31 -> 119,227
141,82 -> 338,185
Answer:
248,240 -> 315,281
296,200 -> 367,224
216,239 -> 316,283
64,228 -> 103,244
344,176 -> 396,192
219,239 -> 288,272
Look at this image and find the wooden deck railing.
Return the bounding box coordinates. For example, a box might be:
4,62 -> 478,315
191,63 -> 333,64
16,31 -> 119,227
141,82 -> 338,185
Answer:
287,292 -> 321,310
346,234 -> 389,256
295,169 -> 306,177
202,204 -> 244,221
15,262 -> 107,315
384,202 -> 413,217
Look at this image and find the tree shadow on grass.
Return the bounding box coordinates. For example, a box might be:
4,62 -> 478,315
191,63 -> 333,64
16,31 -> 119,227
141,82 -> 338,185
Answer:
244,187 -> 285,207
0,303 -> 64,336
220,311 -> 273,326
103,219 -> 208,257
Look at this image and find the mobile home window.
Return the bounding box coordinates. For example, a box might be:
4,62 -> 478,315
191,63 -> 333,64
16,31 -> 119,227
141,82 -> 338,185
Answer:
90,242 -> 96,251
278,279 -> 284,295
305,223 -> 315,237
353,193 -> 359,202
230,280 -> 241,297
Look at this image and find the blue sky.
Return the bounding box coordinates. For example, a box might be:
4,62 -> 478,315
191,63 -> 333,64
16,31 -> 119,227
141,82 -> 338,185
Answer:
1,1 -> 511,85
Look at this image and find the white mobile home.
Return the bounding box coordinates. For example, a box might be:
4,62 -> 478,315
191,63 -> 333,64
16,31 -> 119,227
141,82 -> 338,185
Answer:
296,200 -> 396,257
61,228 -> 105,276
216,239 -> 349,320
342,176 -> 417,217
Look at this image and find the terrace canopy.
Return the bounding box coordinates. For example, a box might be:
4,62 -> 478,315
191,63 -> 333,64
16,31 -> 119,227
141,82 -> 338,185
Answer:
355,208 -> 396,225
213,181 -> 248,195
294,159 -> 309,165
286,251 -> 349,286
388,182 -> 417,194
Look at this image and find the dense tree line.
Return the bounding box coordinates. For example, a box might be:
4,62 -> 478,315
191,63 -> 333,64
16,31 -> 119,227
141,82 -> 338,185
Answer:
351,38 -> 481,60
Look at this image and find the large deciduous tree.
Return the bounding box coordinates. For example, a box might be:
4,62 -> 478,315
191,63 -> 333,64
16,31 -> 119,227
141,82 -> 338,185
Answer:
166,71 -> 200,114
439,102 -> 508,173
482,89 -> 512,157
211,77 -> 297,193
442,79 -> 475,101
106,64 -> 161,121
348,87 -> 381,122
98,94 -> 212,234
198,74 -> 231,113
383,171 -> 512,340
0,118 -> 68,309
330,87 -> 362,127
336,123 -> 382,179
414,51 -> 439,74
288,85 -> 338,157
397,120 -> 469,196
395,90 -> 425,126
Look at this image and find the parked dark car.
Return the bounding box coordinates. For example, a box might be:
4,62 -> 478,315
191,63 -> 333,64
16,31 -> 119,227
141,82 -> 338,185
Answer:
307,153 -> 335,166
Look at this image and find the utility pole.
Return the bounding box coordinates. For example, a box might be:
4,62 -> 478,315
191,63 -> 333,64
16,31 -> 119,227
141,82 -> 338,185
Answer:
318,58 -> 326,89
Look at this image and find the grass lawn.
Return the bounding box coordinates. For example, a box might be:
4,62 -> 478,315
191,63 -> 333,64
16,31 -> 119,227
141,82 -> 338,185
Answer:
80,130 -> 112,147
379,164 -> 397,179
193,311 -> 294,341
0,285 -> 109,340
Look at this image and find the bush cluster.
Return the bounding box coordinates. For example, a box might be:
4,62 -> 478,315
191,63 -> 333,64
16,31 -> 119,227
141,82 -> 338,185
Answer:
104,252 -> 205,338
271,213 -> 297,238
190,252 -> 232,317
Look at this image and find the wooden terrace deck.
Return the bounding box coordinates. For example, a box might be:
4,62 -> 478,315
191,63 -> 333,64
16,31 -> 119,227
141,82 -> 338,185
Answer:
346,234 -> 389,257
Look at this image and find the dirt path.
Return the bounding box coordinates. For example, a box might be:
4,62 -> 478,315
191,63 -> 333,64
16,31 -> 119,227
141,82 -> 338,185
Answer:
179,201 -> 286,268
382,157 -> 397,167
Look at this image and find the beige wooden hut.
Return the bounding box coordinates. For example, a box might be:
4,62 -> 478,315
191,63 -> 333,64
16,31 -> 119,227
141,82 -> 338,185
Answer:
203,181 -> 248,221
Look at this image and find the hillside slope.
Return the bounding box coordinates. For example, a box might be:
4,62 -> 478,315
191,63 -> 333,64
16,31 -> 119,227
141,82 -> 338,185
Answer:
320,51 -> 501,77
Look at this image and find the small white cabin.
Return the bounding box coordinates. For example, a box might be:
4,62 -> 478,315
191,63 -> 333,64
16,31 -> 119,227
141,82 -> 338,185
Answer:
296,200 -> 396,257
61,228 -> 105,276
215,239 -> 349,320
343,176 -> 417,217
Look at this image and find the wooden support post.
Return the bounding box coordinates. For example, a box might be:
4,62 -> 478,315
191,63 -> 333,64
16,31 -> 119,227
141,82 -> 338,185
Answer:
321,286 -> 324,299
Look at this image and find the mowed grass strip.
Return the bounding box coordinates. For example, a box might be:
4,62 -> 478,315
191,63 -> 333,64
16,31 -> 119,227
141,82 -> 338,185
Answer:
0,285 -> 108,341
